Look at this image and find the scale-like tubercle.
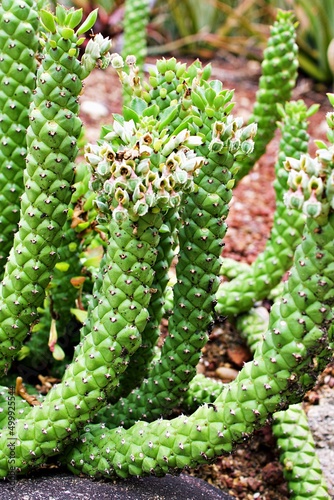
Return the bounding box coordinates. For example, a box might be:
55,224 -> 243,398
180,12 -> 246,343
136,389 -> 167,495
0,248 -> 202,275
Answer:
0,111 -> 203,475
94,74 -> 257,429
0,0 -> 39,277
184,307 -> 330,498
19,222 -> 84,375
62,122 -> 334,479
273,404 -> 330,499
110,208 -> 179,401
234,10 -> 298,183
122,0 -> 150,72
215,100 -> 314,317
0,6 -> 111,376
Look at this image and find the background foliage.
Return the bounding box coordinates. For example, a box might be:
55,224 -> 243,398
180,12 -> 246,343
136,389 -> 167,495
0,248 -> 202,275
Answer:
55,0 -> 334,83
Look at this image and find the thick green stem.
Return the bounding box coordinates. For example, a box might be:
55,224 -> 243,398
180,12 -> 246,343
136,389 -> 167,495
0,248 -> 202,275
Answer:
63,209 -> 334,478
0,211 -> 163,473
0,0 -> 39,277
0,8 -> 111,376
110,208 -> 179,401
215,100 -> 312,317
273,404 -> 330,500
122,0 -> 150,72
234,10 -> 298,183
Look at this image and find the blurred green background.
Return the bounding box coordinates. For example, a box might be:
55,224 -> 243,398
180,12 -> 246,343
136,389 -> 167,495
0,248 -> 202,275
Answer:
54,0 -> 334,83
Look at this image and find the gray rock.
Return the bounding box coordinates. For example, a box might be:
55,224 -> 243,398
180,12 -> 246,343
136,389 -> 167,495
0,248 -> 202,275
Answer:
307,387 -> 334,497
81,100 -> 109,119
0,471 -> 234,500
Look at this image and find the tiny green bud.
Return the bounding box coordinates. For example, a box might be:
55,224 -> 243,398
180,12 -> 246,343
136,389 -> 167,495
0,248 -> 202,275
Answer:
61,27 -> 74,40
40,9 -> 56,33
302,194 -> 323,218
111,53 -> 124,69
149,76 -> 158,88
159,88 -> 167,99
156,58 -> 167,74
165,70 -> 175,83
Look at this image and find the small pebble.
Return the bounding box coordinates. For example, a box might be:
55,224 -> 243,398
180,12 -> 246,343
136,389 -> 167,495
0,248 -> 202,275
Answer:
215,366 -> 238,381
81,100 -> 109,119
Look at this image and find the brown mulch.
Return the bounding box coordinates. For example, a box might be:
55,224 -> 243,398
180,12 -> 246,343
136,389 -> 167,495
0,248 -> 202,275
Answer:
79,56 -> 333,499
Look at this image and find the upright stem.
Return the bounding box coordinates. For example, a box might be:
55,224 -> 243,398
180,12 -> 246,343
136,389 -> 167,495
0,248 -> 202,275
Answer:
0,211 -> 163,473
0,0 -> 39,277
64,211 -> 334,479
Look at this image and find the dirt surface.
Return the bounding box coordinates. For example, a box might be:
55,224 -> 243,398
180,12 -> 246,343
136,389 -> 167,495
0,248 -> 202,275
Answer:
78,57 -> 334,499
0,471 -> 234,500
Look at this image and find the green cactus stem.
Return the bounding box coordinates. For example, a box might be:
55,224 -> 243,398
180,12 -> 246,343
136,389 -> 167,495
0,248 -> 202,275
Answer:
237,301 -> 330,499
236,305 -> 270,353
0,0 -> 39,277
219,257 -> 251,280
0,111 -> 203,476
122,0 -> 150,72
184,306 -> 330,499
0,7 -> 111,376
18,222 -> 84,376
273,404 -> 330,499
234,10 -> 298,183
120,0 -> 150,106
215,100 -> 315,318
94,79 -> 257,429
110,208 -> 179,401
62,128 -> 334,479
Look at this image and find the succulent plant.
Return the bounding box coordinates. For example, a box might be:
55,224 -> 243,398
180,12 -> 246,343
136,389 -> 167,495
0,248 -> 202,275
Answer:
0,5 -> 331,498
0,0 -> 39,277
234,10 -> 299,182
215,100 -> 319,317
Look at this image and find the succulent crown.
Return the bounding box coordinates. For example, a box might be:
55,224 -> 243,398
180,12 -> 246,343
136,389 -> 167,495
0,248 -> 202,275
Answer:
85,115 -> 204,223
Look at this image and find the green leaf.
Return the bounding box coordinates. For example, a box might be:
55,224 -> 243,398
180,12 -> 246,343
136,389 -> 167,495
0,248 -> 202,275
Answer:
314,140 -> 328,149
67,9 -> 83,29
40,9 -> 56,33
130,97 -> 148,117
123,106 -> 140,123
17,346 -> 30,361
158,105 -> 179,131
61,27 -> 74,40
76,8 -> 98,36
191,90 -> 206,111
306,104 -> 320,118
209,79 -> 223,94
205,87 -> 216,106
55,262 -> 70,272
52,344 -> 65,361
327,93 -> 334,107
71,308 -> 88,323
276,102 -> 285,118
56,4 -> 67,25
202,63 -> 212,81
101,124 -> 113,139
143,104 -> 160,119
172,116 -> 193,135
